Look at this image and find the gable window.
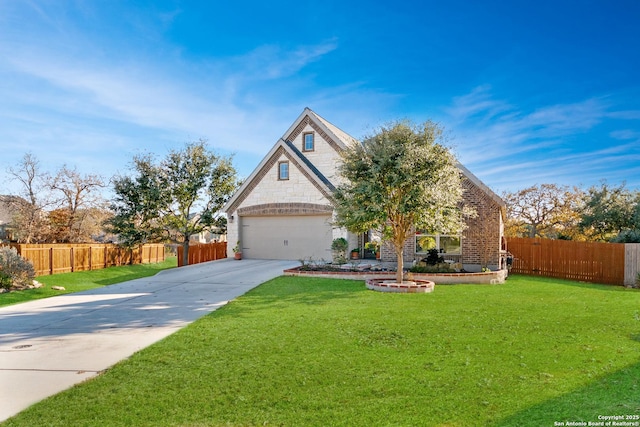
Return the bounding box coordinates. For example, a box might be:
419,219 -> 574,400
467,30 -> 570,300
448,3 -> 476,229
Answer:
415,232 -> 461,254
303,132 -> 314,152
278,161 -> 289,180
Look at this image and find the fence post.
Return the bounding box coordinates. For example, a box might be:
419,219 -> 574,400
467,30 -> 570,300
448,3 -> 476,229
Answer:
624,244 -> 640,287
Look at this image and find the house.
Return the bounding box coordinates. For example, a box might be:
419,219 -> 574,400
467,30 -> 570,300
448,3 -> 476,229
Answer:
0,195 -> 27,242
223,108 -> 507,271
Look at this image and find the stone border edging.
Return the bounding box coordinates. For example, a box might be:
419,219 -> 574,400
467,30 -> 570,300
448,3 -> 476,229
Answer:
365,278 -> 435,293
283,267 -> 508,284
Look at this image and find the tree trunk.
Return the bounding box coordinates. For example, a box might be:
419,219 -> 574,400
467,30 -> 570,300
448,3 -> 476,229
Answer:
396,246 -> 404,284
182,239 -> 190,266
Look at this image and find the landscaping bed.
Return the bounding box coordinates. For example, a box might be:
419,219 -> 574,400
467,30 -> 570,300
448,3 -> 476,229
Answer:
284,264 -> 508,284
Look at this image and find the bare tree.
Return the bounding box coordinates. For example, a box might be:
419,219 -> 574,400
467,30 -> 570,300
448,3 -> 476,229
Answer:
47,166 -> 106,242
6,153 -> 49,243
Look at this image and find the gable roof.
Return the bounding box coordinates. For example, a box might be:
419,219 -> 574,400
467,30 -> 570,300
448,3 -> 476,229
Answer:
306,109 -> 359,148
223,139 -> 335,214
224,108 -> 358,214
282,139 -> 335,191
281,107 -> 358,152
457,162 -> 507,218
223,108 -> 505,220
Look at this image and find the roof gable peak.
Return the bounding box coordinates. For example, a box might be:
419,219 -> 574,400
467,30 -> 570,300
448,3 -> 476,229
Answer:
282,108 -> 358,151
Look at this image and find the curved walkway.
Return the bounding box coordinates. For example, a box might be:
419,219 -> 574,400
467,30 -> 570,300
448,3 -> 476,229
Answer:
0,258 -> 297,422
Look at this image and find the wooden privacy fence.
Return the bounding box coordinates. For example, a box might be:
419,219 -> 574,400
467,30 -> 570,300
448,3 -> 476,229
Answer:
178,242 -> 227,267
506,237 -> 637,286
9,243 -> 166,276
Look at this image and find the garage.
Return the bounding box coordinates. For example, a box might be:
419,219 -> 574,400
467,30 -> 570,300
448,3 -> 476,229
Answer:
241,215 -> 333,260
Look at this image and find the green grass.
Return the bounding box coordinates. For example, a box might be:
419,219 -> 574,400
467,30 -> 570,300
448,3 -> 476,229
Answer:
0,257 -> 177,307
3,275 -> 640,426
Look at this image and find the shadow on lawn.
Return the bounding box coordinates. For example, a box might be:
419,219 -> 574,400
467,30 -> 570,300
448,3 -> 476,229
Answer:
495,360 -> 640,426
221,277 -> 365,314
511,274 -> 638,293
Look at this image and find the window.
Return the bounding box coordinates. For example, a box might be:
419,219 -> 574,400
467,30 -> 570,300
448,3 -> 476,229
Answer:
303,132 -> 314,151
278,161 -> 289,180
415,232 -> 461,254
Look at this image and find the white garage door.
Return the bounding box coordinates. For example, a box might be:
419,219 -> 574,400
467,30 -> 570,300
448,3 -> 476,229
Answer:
241,215 -> 333,260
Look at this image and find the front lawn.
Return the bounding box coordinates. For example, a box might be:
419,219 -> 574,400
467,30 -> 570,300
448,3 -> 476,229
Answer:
3,275 -> 639,426
0,257 -> 177,307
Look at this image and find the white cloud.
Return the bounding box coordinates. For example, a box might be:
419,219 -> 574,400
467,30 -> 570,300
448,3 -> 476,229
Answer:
443,87 -> 639,192
0,7 -> 368,193
231,41 -> 339,81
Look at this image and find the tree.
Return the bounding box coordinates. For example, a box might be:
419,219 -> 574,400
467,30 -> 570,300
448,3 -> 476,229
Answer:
580,182 -> 640,241
6,154 -> 108,243
108,140 -> 239,265
502,184 -> 584,239
6,153 -> 49,243
332,120 -> 470,284
47,166 -> 106,242
108,153 -> 166,247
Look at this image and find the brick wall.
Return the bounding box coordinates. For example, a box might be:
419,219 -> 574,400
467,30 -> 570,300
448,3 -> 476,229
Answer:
380,177 -> 504,271
460,178 -> 504,270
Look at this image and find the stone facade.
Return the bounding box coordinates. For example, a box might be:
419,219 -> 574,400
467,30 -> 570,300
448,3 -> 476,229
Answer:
225,109 -> 354,256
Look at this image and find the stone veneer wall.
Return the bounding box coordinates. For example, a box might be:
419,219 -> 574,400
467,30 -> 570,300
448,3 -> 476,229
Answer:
287,119 -> 344,186
226,115 -> 346,258
237,203 -> 333,217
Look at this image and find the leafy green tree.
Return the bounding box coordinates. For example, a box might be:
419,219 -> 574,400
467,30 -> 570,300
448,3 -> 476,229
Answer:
108,153 -> 165,247
108,140 -> 239,264
332,120 -> 470,284
610,229 -> 640,243
580,182 -> 640,241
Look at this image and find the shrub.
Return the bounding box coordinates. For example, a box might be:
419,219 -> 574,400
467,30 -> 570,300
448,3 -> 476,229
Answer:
331,238 -> 348,264
610,229 -> 640,243
0,246 -> 36,290
0,271 -> 11,290
409,263 -> 452,273
330,238 -> 348,252
423,248 -> 444,265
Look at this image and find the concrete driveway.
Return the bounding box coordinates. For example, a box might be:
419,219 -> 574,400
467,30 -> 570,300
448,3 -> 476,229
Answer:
0,258 -> 298,422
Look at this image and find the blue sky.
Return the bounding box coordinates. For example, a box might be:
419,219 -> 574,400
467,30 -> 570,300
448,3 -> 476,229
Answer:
1,0 -> 639,196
